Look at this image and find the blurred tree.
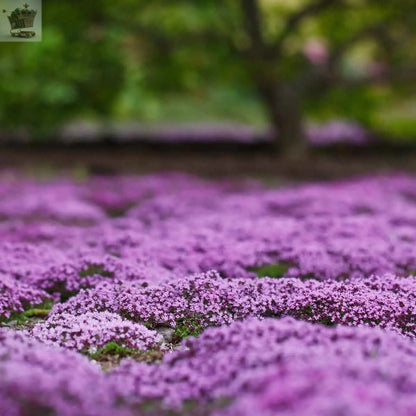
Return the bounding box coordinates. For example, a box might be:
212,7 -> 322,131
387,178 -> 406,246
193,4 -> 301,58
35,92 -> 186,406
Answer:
0,0 -> 415,147
112,0 -> 416,152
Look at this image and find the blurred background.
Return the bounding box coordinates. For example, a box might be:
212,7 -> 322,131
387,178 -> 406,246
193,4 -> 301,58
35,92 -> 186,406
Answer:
0,0 -> 415,177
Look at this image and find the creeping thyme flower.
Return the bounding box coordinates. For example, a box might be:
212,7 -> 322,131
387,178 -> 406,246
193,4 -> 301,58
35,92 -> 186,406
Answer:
31,311 -> 162,351
0,172 -> 416,415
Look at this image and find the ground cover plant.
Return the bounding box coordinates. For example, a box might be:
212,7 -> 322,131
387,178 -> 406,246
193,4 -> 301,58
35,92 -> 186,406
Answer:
2,171 -> 416,415
57,119 -> 372,147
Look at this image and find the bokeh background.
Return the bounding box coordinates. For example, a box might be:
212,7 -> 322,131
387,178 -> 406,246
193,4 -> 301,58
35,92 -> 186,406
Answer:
0,0 -> 415,153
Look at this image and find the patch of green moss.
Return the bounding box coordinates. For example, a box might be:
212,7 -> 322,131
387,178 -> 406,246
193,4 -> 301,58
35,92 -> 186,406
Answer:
249,262 -> 289,278
88,342 -> 164,370
174,316 -> 204,339
0,299 -> 54,325
89,341 -> 136,359
22,308 -> 51,318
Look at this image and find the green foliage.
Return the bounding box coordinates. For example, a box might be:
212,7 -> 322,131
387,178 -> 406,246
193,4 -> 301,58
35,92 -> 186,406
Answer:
22,308 -> 51,318
1,0 -> 416,139
111,0 -> 416,136
89,341 -> 136,359
78,264 -> 114,278
175,316 -> 204,339
250,262 -> 320,281
306,87 -> 379,126
88,341 -> 164,366
0,1 -> 124,138
250,262 -> 289,279
0,299 -> 53,325
371,95 -> 416,141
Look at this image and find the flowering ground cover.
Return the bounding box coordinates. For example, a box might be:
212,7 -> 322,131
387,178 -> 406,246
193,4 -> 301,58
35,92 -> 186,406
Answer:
1,171 -> 416,415
57,120 -> 371,147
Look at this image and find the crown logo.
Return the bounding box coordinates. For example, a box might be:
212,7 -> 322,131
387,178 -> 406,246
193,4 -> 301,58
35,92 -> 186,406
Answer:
2,3 -> 37,38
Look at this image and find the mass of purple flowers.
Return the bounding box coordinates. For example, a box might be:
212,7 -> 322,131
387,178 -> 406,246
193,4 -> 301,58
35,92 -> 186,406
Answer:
31,311 -> 162,352
1,171 -> 416,415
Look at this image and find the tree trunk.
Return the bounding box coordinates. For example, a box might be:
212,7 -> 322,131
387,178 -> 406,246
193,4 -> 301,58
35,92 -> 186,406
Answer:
257,80 -> 307,156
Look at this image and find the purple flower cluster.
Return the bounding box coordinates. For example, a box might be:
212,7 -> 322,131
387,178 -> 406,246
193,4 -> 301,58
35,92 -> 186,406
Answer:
46,271 -> 416,336
0,273 -> 49,318
0,328 -> 126,416
6,317 -> 416,416
0,171 -> 416,415
111,317 -> 416,414
31,311 -> 162,352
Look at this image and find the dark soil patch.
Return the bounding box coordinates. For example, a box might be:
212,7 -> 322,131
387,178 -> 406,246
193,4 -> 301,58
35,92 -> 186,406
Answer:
0,142 -> 415,181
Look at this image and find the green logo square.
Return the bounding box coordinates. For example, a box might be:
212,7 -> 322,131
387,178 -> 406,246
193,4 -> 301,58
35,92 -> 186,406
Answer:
1,1 -> 42,42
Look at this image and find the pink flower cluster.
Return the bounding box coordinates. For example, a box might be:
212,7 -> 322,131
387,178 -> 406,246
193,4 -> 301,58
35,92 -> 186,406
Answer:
0,171 -> 416,415
4,317 -> 416,415
46,271 -> 416,336
111,317 -> 416,414
0,273 -> 49,318
0,329 -> 125,416
31,311 -> 162,352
